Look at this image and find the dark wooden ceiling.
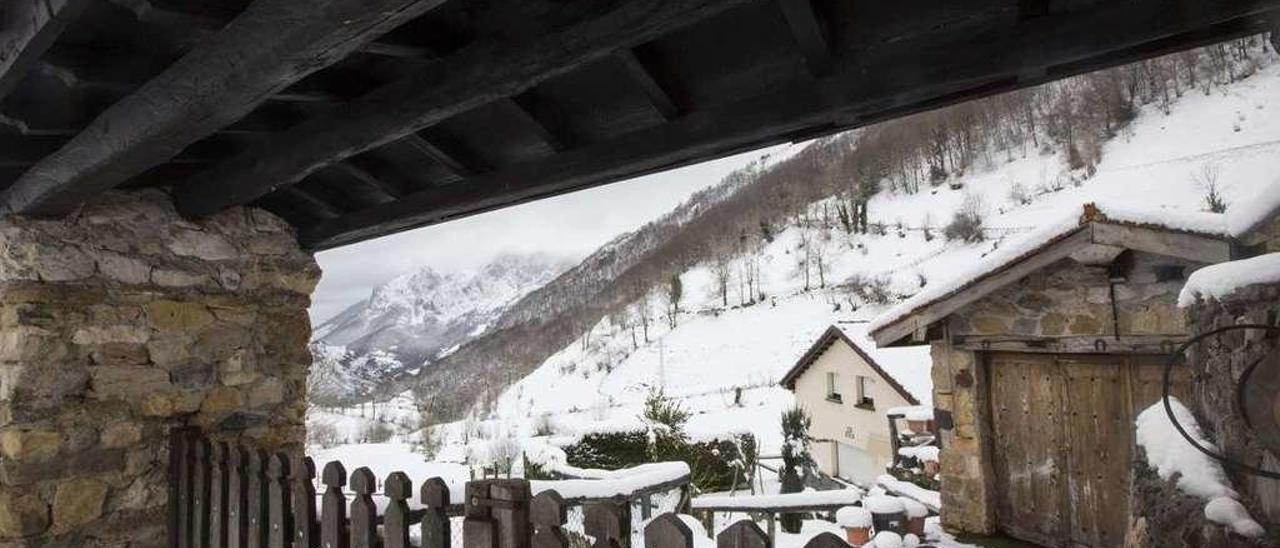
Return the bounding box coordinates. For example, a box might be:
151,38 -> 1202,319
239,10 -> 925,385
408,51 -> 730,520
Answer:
1,0 -> 1277,250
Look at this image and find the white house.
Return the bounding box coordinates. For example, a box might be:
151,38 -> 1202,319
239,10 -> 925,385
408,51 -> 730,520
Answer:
780,323 -> 932,483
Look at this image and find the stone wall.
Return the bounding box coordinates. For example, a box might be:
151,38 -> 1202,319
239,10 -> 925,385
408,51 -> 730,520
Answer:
0,191 -> 318,547
1185,282 -> 1280,530
949,251 -> 1200,343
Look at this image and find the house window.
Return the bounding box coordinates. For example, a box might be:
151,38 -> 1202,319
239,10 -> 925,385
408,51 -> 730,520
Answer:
826,372 -> 842,403
855,375 -> 875,409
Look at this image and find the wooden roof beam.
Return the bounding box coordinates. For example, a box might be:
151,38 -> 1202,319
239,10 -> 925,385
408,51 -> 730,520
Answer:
0,0 -> 449,217
615,49 -> 682,121
776,0 -> 832,76
298,0 -> 1280,250
0,0 -> 91,101
174,0 -> 756,218
329,161 -> 403,201
399,133 -> 479,179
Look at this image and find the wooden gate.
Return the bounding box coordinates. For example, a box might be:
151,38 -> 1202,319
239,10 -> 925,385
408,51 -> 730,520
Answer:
986,352 -> 1190,547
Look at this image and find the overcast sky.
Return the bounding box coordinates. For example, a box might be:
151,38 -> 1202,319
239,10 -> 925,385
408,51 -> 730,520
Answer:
310,144 -> 798,324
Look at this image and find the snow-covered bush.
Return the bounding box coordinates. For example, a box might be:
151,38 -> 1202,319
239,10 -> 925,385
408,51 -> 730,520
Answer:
944,193 -> 986,243
361,421 -> 395,444
307,421 -> 342,449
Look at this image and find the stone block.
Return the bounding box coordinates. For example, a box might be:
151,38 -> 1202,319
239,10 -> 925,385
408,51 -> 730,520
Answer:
139,391 -> 202,418
51,478 -> 108,533
0,487 -> 48,538
151,269 -> 208,288
99,423 -> 142,449
0,428 -> 61,461
72,325 -> 148,346
166,229 -> 239,261
200,387 -> 243,414
97,253 -> 151,285
246,378 -> 285,408
89,367 -> 171,400
145,301 -> 213,332
88,343 -> 150,366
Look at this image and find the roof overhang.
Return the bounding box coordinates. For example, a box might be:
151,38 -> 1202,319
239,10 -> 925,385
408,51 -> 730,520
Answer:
782,325 -> 920,406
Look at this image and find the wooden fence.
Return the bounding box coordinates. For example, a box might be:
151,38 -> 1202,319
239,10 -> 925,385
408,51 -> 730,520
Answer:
167,429 -> 879,548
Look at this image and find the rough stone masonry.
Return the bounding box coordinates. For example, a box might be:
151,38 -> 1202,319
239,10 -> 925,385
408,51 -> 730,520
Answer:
0,190 -> 318,547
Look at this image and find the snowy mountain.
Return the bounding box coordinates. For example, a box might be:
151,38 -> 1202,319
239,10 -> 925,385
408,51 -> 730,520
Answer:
309,253 -> 571,402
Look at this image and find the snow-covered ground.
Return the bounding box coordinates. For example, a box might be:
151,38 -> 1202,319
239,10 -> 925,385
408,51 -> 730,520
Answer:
305,50 -> 1280,548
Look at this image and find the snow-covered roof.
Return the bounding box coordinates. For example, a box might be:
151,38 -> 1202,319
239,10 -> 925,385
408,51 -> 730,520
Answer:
780,323 -> 932,406
1178,253 -> 1280,307
1225,178 -> 1280,239
868,202 -> 1232,346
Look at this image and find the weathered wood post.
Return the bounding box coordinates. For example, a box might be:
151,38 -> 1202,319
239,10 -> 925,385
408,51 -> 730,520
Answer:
717,520 -> 768,548
644,513 -> 692,548
193,440 -> 212,548
585,501 -> 630,548
491,480 -> 532,548
266,453 -> 292,548
228,445 -> 250,547
384,472 -> 414,548
531,491 -> 569,548
172,429 -> 196,548
422,477 -> 452,548
291,456 -> 318,547
247,449 -> 269,548
321,461 -> 350,548
210,442 -> 230,547
464,481 -> 498,548
349,467 -> 379,548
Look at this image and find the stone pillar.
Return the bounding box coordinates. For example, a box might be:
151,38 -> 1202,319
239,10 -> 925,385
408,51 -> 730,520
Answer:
0,191 -> 319,547
930,337 -> 997,535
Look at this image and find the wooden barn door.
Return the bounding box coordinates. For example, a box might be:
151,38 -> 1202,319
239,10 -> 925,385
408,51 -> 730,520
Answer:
987,353 -> 1190,547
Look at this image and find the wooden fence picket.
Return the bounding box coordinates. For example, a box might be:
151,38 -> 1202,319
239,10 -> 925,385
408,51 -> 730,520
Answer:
246,449 -> 268,548
383,472 -> 413,548
291,455 -> 317,547
321,461 -> 350,548
422,477 -> 452,548
801,532 -> 848,548
644,513 -> 693,548
210,442 -> 229,548
266,453 -> 291,548
192,440 -> 212,548
491,480 -> 531,548
585,502 -> 629,548
171,429 -> 194,548
228,446 -> 249,548
531,491 -> 569,548
463,481 -> 497,548
349,467 -> 378,548
717,520 -> 769,548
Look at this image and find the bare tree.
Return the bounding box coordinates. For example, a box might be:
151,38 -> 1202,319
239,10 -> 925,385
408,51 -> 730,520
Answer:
1192,163 -> 1227,213
711,255 -> 732,307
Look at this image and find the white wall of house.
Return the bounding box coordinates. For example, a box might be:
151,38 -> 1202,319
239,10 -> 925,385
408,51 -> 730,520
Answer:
791,339 -> 915,482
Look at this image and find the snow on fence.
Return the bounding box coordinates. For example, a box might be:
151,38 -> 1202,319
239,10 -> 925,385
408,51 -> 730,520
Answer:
690,488 -> 865,546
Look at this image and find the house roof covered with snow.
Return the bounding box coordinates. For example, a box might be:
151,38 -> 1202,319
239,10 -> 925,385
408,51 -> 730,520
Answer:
868,202 -> 1237,347
781,323 -> 932,406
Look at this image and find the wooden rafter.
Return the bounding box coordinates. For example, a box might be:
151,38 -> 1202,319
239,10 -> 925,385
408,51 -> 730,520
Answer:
615,49 -> 681,120
298,0 -> 1280,250
776,0 -> 832,75
174,0 -> 755,218
0,0 -> 449,217
0,0 -> 91,101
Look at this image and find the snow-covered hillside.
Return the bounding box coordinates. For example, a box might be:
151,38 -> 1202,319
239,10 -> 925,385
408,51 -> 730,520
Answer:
417,47 -> 1280,454
308,43 -> 1279,472
309,253 -> 571,402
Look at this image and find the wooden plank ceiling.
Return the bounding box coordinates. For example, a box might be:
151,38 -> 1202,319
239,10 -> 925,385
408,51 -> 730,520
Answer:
1,0 -> 1277,250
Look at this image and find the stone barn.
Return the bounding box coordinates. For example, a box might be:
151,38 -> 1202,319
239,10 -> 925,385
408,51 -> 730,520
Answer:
867,203 -> 1243,547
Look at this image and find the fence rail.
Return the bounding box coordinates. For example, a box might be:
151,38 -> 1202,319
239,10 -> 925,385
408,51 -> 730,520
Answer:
168,428 -> 910,548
